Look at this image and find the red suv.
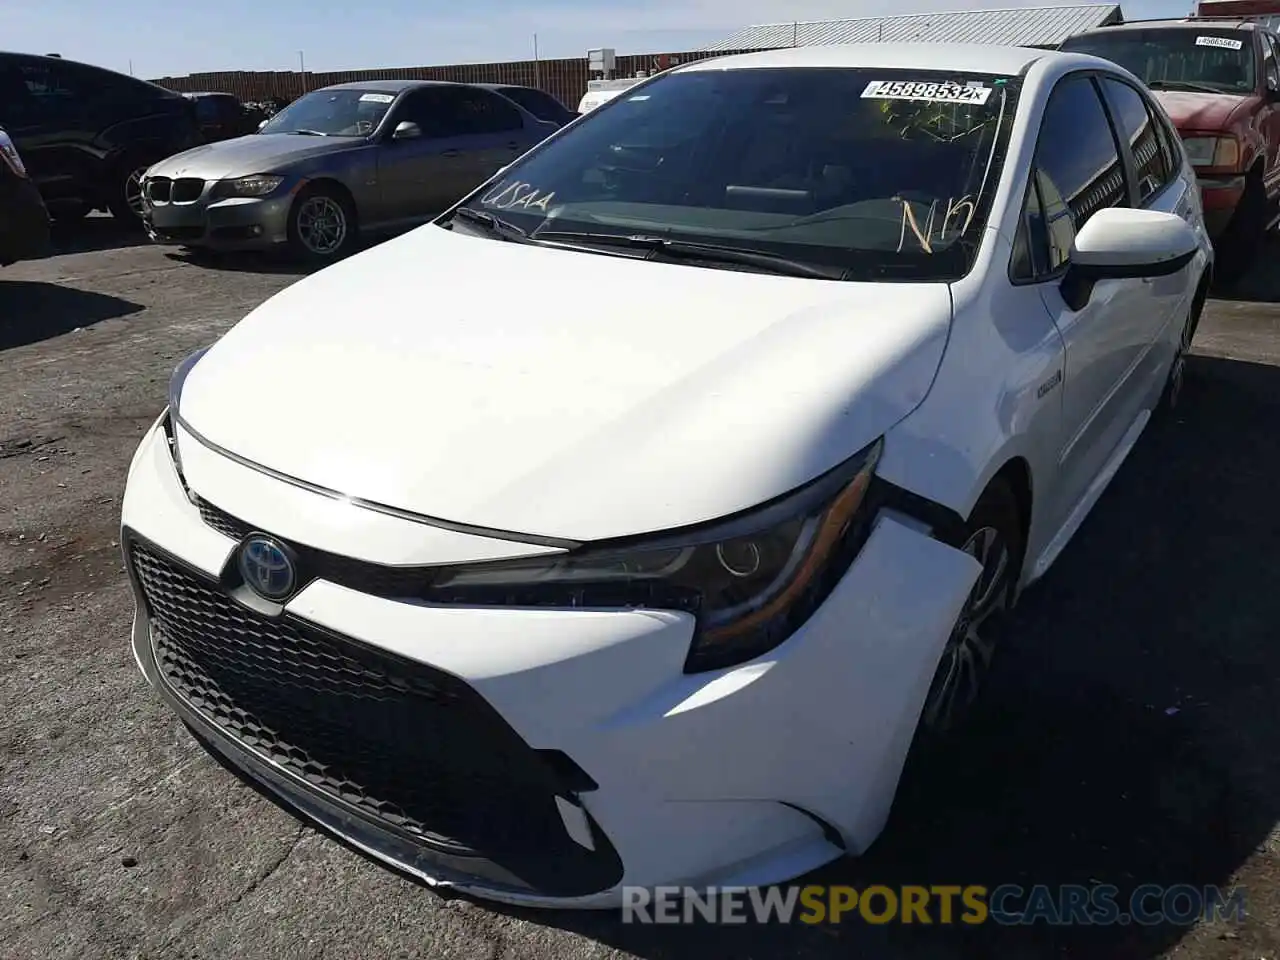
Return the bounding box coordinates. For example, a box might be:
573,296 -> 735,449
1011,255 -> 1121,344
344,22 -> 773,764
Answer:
1061,18 -> 1280,279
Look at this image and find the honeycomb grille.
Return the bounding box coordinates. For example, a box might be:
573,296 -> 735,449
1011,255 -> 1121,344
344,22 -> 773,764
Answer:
129,539 -> 574,856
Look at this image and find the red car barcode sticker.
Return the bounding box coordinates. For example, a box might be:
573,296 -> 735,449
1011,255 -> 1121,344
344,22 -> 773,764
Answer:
1196,36 -> 1243,49
861,80 -> 992,104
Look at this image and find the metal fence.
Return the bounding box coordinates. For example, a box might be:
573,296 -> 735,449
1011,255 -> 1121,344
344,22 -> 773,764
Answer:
150,48 -> 761,110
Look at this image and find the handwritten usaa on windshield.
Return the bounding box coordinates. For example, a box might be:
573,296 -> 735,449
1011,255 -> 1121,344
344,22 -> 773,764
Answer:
481,180 -> 556,212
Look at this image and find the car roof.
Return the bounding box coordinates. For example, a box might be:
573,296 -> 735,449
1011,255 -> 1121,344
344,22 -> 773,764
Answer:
677,42 -> 1051,77
316,79 -> 457,94
183,91 -> 238,98
1070,18 -> 1262,35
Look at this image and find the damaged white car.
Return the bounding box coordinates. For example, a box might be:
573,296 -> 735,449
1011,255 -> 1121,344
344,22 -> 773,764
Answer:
121,41 -> 1212,907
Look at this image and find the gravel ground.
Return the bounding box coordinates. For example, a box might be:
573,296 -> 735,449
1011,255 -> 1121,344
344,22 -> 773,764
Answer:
2,220 -> 1280,960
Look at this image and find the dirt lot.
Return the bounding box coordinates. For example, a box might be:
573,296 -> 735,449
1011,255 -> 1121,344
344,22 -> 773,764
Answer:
2,220 -> 1280,960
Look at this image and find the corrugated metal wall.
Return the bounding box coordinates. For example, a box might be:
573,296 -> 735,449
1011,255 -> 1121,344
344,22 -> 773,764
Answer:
150,48 -> 760,109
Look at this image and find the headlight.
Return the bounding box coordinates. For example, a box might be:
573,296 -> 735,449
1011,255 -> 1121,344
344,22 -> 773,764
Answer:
1182,136 -> 1239,169
0,130 -> 28,178
425,439 -> 883,673
213,174 -> 284,198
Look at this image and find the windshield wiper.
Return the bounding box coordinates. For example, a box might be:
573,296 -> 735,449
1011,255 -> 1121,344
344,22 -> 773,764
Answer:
1148,79 -> 1225,95
447,207 -> 530,242
285,129 -> 329,136
529,230 -> 847,279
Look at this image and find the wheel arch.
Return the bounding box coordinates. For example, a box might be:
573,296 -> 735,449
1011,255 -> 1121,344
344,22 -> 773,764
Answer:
294,177 -> 360,224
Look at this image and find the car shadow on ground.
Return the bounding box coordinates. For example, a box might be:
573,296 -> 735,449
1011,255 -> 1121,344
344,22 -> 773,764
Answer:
48,215 -> 150,256
463,354 -> 1280,959
162,232 -> 396,277
163,249 -> 314,276
0,281 -> 144,351
1212,235 -> 1280,303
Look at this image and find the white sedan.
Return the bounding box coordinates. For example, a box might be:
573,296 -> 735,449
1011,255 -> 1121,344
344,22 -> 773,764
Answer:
121,42 -> 1212,907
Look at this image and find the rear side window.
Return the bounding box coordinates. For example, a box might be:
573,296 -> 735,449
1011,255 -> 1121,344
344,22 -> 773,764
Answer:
193,97 -> 219,121
500,87 -> 566,122
455,89 -> 523,133
1100,77 -> 1172,203
1020,74 -> 1127,276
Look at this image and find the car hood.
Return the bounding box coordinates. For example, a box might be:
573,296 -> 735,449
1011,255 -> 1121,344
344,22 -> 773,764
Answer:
146,133 -> 355,179
178,226 -> 954,542
1151,90 -> 1253,132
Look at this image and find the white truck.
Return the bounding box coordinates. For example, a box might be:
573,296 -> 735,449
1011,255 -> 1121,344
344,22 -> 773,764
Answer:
576,77 -> 646,114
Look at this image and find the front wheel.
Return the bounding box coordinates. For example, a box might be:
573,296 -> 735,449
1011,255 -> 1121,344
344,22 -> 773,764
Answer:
1158,281 -> 1207,415
286,186 -> 357,263
107,162 -> 151,226
915,478 -> 1023,741
1216,171 -> 1267,285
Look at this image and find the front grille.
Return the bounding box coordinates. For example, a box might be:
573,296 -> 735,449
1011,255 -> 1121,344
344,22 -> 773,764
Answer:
172,178 -> 204,203
194,497 -> 432,598
129,538 -> 621,894
145,177 -> 172,203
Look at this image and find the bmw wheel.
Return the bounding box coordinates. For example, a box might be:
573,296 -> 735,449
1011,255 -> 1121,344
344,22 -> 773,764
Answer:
287,185 -> 357,263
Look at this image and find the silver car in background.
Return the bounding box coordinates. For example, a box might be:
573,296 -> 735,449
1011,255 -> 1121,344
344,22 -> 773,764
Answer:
139,79 -> 556,262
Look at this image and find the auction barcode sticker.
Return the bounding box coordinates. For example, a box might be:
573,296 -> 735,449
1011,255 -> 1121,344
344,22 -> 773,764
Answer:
861,80 -> 992,104
1196,35 -> 1243,49
359,93 -> 395,103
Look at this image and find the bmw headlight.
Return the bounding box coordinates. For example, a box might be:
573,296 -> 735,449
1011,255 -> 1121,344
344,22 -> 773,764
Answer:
213,174 -> 284,199
426,439 -> 883,673
1182,136 -> 1239,170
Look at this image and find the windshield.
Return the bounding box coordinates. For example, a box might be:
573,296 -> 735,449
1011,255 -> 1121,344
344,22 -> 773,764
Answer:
445,67 -> 1020,281
258,88 -> 395,136
1060,29 -> 1256,94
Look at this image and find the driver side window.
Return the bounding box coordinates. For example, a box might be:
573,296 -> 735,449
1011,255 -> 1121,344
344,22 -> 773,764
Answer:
1012,74 -> 1127,282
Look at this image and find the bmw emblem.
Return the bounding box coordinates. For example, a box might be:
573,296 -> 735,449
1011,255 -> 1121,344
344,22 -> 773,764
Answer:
238,535 -> 297,601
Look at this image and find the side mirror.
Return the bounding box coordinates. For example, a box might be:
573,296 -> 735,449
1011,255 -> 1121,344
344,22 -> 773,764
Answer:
1268,82 -> 1280,102
257,119 -> 267,131
392,120 -> 421,140
1061,207 -> 1198,310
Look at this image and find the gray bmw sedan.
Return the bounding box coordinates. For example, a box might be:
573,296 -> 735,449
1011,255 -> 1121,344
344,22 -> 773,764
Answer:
139,79 -> 556,262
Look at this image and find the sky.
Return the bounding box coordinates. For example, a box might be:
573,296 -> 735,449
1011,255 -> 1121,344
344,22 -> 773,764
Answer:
4,0 -> 1192,81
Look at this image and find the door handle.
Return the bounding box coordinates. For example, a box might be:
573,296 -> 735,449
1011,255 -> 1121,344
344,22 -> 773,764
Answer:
442,149 -> 459,158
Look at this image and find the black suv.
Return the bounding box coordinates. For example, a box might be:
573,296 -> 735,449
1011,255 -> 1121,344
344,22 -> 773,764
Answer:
184,91 -> 258,143
0,52 -> 201,224
0,125 -> 50,265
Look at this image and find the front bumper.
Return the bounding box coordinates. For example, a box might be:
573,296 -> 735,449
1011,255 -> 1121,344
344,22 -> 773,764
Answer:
0,173 -> 51,265
120,415 -> 981,907
141,177 -> 293,250
1197,174 -> 1246,240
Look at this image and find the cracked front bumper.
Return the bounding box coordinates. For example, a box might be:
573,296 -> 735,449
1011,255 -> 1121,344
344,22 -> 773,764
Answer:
120,414 -> 981,907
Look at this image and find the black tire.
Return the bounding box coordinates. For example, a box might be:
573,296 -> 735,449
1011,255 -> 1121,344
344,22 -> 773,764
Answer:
286,184 -> 357,264
1157,277 -> 1208,415
910,477 -> 1024,750
106,159 -> 152,227
1215,170 -> 1267,285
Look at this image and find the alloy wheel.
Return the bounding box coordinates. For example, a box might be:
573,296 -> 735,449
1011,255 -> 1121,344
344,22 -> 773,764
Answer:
920,525 -> 1010,733
125,167 -> 148,218
296,195 -> 348,256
